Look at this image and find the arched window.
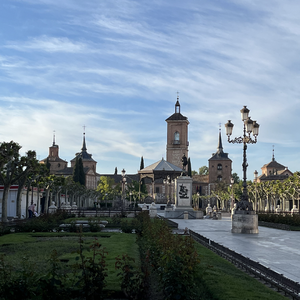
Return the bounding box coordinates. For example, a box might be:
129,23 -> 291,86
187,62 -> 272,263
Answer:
217,164 -> 222,170
217,175 -> 222,182
174,132 -> 180,144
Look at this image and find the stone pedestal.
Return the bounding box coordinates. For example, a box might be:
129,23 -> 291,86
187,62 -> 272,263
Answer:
174,176 -> 193,211
232,211 -> 259,234
149,202 -> 157,218
164,175 -> 203,219
48,202 -> 57,214
291,205 -> 299,214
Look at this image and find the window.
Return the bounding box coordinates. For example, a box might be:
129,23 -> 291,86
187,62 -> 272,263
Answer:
174,132 -> 180,144
217,175 -> 222,181
155,187 -> 160,193
217,164 -> 222,170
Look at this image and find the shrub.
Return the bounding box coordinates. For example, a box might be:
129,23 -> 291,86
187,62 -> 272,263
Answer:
115,254 -> 144,299
0,233 -> 108,300
120,219 -> 134,233
71,235 -> 108,299
136,214 -> 201,300
15,211 -> 73,233
88,219 -> 102,232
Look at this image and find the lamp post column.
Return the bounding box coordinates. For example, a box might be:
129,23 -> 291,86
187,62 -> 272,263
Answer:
254,170 -> 258,212
225,106 -> 260,234
121,169 -> 126,209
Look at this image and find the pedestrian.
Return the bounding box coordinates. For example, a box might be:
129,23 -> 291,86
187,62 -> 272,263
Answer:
28,204 -> 36,218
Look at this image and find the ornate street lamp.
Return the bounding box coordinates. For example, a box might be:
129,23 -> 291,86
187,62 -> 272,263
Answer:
225,106 -> 260,212
121,169 -> 126,208
163,175 -> 174,203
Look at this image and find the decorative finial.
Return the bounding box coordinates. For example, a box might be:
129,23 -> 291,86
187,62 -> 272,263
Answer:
272,145 -> 275,161
177,91 -> 179,100
83,125 -> 86,135
53,130 -> 56,146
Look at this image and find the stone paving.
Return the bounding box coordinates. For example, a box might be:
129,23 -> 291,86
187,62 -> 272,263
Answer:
170,216 -> 300,283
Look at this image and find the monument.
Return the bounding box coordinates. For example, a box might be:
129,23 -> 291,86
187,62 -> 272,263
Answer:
164,154 -> 203,219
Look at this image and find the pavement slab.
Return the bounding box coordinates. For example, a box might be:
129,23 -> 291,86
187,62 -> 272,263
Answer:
170,216 -> 300,283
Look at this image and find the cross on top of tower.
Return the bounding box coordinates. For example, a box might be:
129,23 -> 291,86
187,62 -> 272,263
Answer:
175,92 -> 180,113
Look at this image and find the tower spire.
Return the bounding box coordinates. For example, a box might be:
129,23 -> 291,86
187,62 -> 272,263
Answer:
217,124 -> 223,153
272,145 -> 275,161
175,91 -> 180,113
82,126 -> 87,152
53,130 -> 56,146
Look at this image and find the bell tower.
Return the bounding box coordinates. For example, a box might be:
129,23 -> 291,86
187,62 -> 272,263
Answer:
208,128 -> 232,184
166,96 -> 189,169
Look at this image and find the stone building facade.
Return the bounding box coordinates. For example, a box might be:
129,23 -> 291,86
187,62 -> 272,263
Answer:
40,133 -> 99,189
208,130 -> 232,184
257,151 -> 293,183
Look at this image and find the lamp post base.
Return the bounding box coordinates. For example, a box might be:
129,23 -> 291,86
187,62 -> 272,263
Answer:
232,212 -> 259,234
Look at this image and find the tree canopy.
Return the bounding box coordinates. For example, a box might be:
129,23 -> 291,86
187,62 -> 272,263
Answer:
199,166 -> 209,175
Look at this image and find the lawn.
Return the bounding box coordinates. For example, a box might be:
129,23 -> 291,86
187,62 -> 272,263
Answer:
194,242 -> 288,300
0,231 -> 139,293
0,223 -> 290,300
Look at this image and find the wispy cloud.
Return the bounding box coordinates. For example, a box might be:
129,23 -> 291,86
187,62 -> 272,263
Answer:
5,36 -> 89,53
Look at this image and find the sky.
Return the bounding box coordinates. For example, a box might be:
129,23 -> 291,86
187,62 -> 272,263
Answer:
1,0 -> 300,180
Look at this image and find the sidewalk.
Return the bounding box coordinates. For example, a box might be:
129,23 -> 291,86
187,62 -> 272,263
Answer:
171,217 -> 300,283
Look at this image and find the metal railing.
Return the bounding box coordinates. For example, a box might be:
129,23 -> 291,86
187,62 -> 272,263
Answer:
189,230 -> 300,299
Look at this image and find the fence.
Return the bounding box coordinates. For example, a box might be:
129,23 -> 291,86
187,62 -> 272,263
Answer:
189,230 -> 300,300
65,208 -> 143,218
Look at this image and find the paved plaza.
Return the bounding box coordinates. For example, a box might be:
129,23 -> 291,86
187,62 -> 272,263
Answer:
171,216 -> 300,283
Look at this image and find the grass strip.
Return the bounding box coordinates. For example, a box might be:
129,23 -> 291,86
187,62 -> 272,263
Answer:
195,242 -> 288,300
0,232 -> 139,293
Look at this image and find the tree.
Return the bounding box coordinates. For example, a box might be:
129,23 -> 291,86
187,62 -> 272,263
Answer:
96,176 -> 118,202
140,156 -> 144,170
78,157 -> 85,186
46,157 -> 51,170
0,141 -> 21,171
199,166 -> 209,176
15,156 -> 47,218
73,156 -> 85,186
0,143 -> 40,222
73,157 -> 80,183
232,172 -> 240,183
139,156 -> 146,194
191,170 -> 198,175
0,142 -> 22,222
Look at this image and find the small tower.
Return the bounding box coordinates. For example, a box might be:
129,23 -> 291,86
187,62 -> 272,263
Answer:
208,128 -> 232,184
40,131 -> 68,173
49,131 -> 59,158
71,131 -> 97,189
165,95 -> 189,169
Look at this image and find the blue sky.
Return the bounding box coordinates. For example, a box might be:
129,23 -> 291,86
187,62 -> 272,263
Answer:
1,0 -> 300,180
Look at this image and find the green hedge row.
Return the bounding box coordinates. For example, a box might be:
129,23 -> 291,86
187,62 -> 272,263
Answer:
258,213 -> 300,227
136,212 -> 201,300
